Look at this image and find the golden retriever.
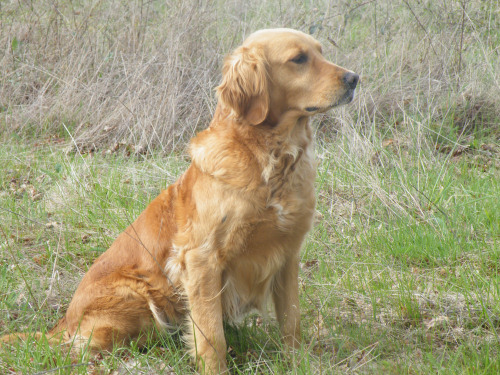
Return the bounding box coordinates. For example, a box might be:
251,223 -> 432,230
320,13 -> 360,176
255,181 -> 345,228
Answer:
2,28 -> 358,373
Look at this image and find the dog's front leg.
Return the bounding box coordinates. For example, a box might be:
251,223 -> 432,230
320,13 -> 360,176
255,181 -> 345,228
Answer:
272,255 -> 301,348
184,252 -> 228,374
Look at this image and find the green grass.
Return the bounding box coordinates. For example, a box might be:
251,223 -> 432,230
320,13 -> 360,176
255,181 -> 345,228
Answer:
1,113 -> 498,374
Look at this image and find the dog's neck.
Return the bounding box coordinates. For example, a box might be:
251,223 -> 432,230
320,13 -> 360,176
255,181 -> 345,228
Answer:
190,104 -> 313,187
259,112 -> 313,183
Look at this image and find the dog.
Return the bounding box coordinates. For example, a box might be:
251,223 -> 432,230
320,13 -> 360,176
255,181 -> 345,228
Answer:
1,28 -> 358,373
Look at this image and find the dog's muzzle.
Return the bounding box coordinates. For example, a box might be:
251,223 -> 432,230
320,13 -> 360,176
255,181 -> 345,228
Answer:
305,72 -> 359,112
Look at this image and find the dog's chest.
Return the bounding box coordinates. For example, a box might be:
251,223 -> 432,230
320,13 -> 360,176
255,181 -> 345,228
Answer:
220,142 -> 317,321
266,141 -> 316,230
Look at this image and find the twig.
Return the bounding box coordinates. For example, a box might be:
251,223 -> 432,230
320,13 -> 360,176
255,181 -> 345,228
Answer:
457,0 -> 467,89
402,0 -> 438,57
373,1 -> 378,56
408,182 -> 458,241
334,341 -> 379,367
38,228 -> 63,311
0,206 -> 46,226
324,0 -> 377,20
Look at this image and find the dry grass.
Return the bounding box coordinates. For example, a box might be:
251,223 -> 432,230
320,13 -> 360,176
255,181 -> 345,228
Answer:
1,0 -> 498,152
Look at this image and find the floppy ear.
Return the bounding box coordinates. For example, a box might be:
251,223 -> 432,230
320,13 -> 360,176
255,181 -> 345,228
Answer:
216,46 -> 269,125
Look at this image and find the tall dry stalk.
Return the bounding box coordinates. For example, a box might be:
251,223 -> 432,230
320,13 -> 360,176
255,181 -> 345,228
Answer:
0,0 -> 498,151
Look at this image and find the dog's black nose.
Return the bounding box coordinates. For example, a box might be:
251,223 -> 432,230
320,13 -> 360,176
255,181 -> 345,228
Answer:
343,72 -> 359,89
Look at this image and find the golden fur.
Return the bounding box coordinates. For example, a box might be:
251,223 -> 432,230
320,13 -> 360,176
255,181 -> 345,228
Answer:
1,28 -> 358,373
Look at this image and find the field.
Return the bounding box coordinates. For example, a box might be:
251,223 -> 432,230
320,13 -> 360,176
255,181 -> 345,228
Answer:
1,0 -> 499,373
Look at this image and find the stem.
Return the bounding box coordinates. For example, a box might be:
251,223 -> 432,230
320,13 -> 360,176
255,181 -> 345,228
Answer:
457,0 -> 467,89
402,0 -> 438,57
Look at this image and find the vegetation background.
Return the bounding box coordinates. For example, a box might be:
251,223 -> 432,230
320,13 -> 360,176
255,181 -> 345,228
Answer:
0,0 -> 498,373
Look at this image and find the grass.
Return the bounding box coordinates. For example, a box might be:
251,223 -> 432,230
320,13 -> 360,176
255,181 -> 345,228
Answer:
1,114 -> 498,373
1,0 -> 499,150
1,0 -> 499,373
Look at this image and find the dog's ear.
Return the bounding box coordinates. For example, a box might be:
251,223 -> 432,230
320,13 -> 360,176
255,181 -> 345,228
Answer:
217,46 -> 269,125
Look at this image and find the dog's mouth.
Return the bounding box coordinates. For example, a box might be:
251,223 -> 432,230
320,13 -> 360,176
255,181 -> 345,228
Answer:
333,89 -> 356,107
305,89 -> 356,113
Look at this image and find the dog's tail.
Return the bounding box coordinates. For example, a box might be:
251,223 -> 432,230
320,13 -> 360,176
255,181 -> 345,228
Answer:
1,316 -> 70,346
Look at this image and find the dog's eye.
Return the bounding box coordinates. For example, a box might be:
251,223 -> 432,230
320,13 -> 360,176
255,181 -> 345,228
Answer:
290,53 -> 308,64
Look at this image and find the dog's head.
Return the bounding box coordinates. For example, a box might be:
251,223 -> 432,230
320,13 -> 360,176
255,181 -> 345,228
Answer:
217,28 -> 358,125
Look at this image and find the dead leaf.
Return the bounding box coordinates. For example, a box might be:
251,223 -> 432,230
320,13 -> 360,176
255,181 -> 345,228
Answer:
424,316 -> 449,330
382,138 -> 394,147
481,143 -> 497,152
300,259 -> 319,274
32,254 -> 47,266
81,234 -> 91,243
371,151 -> 381,165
